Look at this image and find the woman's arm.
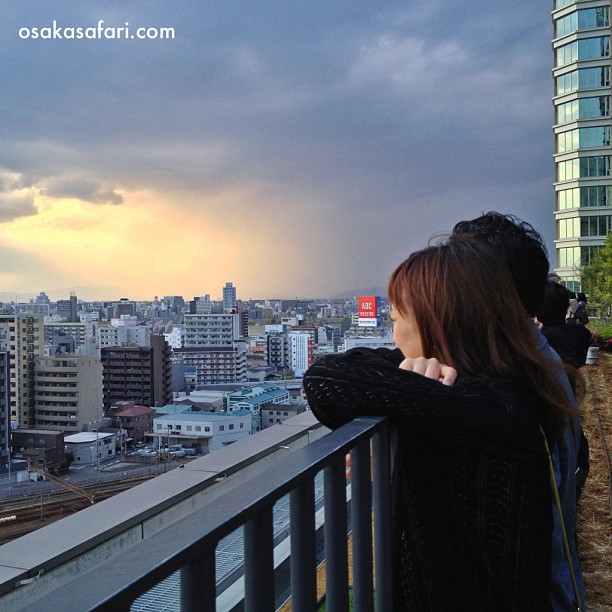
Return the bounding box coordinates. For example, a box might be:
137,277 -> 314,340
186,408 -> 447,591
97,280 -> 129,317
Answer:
303,348 -> 511,434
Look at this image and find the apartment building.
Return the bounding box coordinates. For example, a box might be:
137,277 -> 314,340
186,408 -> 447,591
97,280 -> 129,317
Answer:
101,335 -> 173,412
97,316 -> 151,349
0,315 -> 45,427
34,354 -> 103,433
288,331 -> 313,377
177,313 -> 248,385
552,0 -> 612,289
0,349 -> 9,471
152,410 -> 251,454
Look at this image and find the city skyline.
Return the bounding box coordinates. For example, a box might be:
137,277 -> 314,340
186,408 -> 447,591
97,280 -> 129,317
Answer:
2,1 -> 556,300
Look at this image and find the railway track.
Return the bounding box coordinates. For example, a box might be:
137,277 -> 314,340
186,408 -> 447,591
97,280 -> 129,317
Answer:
0,475 -> 153,546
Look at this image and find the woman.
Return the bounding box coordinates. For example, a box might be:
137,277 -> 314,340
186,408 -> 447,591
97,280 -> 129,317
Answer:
303,237 -> 578,611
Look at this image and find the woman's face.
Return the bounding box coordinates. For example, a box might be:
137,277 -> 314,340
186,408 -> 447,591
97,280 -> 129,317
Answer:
391,305 -> 423,359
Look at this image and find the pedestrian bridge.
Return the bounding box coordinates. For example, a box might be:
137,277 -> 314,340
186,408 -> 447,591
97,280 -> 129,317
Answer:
0,412 -> 394,611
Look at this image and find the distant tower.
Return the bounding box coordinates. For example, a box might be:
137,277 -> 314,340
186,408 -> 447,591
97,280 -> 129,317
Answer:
114,298 -> 136,318
57,293 -> 78,322
223,282 -> 237,312
552,1 -> 612,291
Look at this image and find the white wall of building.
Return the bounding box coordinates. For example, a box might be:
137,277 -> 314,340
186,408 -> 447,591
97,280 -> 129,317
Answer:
289,332 -> 313,377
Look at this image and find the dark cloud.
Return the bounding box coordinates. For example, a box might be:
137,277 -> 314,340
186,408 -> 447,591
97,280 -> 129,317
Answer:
0,193 -> 37,221
0,0 -> 559,294
40,175 -> 123,205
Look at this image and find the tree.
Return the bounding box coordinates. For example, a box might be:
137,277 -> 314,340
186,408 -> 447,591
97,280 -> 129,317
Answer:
581,231 -> 612,315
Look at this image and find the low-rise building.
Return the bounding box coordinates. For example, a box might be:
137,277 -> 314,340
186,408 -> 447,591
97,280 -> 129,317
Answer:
261,403 -> 306,428
11,428 -> 65,470
64,431 -> 116,465
113,404 -> 155,444
152,410 -> 251,454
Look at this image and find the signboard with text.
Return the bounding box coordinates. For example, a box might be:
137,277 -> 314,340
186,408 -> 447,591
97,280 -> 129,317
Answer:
357,296 -> 381,327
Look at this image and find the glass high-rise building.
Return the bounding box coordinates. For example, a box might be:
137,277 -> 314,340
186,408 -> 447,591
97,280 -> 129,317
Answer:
552,0 -> 612,291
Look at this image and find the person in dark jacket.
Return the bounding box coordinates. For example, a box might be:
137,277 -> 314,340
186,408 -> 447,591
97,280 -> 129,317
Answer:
451,212 -> 586,611
538,281 -> 592,371
537,279 -> 592,498
304,237 -> 579,611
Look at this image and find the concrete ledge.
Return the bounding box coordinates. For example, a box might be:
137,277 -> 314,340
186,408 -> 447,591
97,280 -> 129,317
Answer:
0,413 -> 323,605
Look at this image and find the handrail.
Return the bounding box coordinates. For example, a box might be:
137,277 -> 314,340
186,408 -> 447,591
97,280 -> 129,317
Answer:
7,415 -> 393,611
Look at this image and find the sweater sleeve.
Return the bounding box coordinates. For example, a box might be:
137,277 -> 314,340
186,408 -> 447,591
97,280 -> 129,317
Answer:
303,348 -> 527,438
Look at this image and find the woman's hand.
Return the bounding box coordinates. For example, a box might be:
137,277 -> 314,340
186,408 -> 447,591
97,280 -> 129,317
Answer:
399,357 -> 457,386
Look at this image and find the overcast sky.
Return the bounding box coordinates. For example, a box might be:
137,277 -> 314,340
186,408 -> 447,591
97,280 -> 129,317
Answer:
0,1 -> 556,301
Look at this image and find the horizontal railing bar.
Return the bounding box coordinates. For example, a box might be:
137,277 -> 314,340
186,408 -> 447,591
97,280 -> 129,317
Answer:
17,416 -> 388,611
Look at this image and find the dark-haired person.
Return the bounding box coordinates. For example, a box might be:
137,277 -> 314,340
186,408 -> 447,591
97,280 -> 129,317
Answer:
304,237 -> 580,611
538,281 -> 592,371
537,280 -> 592,498
450,212 -> 586,611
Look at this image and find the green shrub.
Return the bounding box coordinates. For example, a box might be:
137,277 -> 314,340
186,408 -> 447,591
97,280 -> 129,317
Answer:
588,320 -> 612,351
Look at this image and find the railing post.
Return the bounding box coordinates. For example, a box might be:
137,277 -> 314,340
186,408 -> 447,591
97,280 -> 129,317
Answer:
324,458 -> 349,612
372,428 -> 393,611
290,478 -> 317,612
244,509 -> 275,611
180,549 -> 217,611
351,440 -> 374,612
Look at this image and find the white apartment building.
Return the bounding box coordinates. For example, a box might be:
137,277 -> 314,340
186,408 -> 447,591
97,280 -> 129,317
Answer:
173,345 -> 248,385
163,326 -> 185,349
97,316 -> 151,349
34,355 -> 103,433
64,431 -> 116,465
288,332 -> 313,377
178,313 -> 247,385
342,336 -> 396,352
183,313 -> 242,347
152,410 -> 250,454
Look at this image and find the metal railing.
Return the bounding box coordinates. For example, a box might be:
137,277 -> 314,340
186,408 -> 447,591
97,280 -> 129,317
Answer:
0,414 -> 393,611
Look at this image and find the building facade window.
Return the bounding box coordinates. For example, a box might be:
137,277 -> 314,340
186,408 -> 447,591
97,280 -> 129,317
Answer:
558,244 -> 602,268
556,66 -> 610,95
581,214 -> 612,236
556,36 -> 610,67
555,7 -> 609,38
557,126 -> 611,152
557,185 -> 612,210
557,155 -> 611,180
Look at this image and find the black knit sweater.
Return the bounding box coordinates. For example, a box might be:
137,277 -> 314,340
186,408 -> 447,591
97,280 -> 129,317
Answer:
303,348 -> 553,611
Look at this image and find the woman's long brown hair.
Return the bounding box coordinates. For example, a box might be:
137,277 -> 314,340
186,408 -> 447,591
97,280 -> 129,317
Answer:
388,236 -> 577,434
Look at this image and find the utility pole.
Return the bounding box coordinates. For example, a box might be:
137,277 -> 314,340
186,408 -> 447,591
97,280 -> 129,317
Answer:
117,417 -> 123,460
94,429 -> 100,481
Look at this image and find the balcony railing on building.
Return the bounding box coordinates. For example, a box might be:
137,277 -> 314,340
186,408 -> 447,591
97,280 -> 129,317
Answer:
0,411 -> 393,611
